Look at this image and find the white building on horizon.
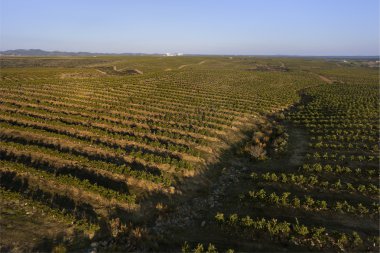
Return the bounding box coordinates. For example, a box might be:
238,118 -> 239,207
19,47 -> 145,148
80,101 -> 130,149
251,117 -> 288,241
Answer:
165,52 -> 183,56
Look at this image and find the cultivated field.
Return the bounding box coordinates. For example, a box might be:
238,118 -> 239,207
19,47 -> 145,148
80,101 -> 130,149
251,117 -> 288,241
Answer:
0,56 -> 378,252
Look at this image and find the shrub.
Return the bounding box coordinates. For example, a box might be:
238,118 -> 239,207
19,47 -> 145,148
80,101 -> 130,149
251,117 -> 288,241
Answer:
215,212 -> 224,223
244,144 -> 267,160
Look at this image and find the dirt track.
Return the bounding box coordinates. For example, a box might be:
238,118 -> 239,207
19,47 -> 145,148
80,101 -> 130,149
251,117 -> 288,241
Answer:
177,60 -> 207,70
317,74 -> 333,84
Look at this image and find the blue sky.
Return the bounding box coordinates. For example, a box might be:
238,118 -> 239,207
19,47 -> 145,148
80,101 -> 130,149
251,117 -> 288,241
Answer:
1,0 -> 379,55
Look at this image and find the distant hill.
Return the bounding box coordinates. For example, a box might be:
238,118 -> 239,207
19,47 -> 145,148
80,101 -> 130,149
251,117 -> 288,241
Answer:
0,49 -> 377,59
0,49 -> 150,56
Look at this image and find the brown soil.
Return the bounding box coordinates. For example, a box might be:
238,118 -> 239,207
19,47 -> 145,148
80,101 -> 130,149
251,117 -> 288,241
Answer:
0,198 -> 79,252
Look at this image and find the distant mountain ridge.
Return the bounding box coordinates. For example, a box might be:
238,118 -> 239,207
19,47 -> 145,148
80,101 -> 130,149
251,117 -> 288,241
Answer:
0,49 -> 378,59
0,49 -> 150,56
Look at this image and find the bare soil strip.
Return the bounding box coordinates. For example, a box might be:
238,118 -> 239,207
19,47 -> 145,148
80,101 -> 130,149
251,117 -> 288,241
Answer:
317,74 -> 333,84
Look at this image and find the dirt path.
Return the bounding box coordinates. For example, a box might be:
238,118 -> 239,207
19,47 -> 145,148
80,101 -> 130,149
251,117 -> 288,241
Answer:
305,70 -> 334,84
95,69 -> 107,75
152,121 -> 310,250
317,74 -> 333,84
283,127 -> 308,166
178,64 -> 188,69
177,60 -> 207,70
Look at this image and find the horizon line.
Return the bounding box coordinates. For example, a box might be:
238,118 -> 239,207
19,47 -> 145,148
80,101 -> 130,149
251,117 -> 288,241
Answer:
1,48 -> 379,58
